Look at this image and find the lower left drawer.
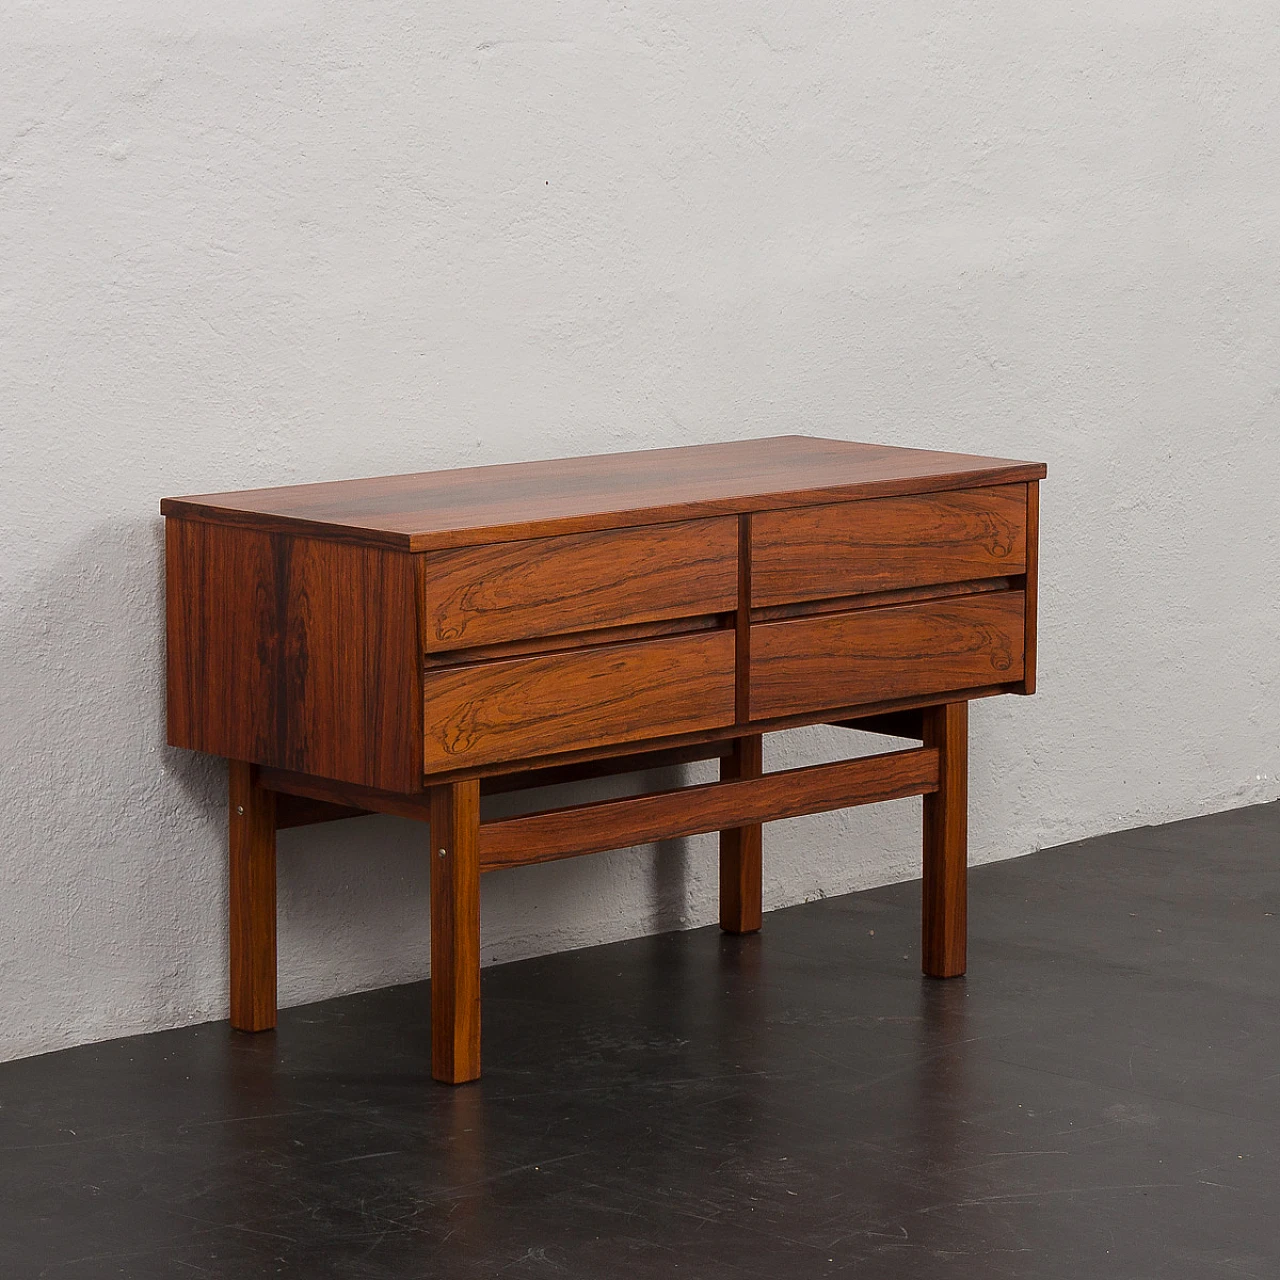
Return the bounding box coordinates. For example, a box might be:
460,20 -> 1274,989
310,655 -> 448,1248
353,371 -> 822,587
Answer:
423,630 -> 737,772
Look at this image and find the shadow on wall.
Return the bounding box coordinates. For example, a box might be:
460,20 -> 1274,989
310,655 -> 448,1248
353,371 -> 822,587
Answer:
479,766 -> 701,954
1,513 -> 229,1056
1,505 -> 947,1059
0,503 -> 708,1057
275,772 -> 702,1008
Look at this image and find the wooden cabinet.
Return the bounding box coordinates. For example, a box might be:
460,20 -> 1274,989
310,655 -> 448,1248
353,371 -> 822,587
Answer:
163,435 -> 1045,1083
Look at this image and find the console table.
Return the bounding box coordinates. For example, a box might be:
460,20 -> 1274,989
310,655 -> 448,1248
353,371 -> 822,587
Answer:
163,436 -> 1045,1083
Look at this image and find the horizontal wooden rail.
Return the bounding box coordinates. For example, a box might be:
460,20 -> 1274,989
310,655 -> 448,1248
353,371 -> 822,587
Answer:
479,747 -> 940,871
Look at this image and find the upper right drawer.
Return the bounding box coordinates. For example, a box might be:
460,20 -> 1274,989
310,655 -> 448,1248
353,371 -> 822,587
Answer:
751,484 -> 1028,608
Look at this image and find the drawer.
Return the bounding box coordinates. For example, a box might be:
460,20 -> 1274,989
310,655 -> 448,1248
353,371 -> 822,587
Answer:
751,485 -> 1027,608
423,630 -> 736,771
750,591 -> 1025,719
418,517 -> 738,653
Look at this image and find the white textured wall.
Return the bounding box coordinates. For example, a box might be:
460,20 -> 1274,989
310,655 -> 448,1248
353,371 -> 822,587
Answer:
3,2 -> 1278,1063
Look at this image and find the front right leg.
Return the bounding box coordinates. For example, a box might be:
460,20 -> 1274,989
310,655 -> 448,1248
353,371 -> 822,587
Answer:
719,734 -> 764,934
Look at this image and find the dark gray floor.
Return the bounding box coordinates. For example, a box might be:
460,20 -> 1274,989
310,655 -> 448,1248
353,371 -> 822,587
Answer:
3,801 -> 1278,1279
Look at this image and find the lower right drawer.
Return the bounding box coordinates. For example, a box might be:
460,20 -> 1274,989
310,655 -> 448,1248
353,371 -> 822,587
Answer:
750,591 -> 1026,719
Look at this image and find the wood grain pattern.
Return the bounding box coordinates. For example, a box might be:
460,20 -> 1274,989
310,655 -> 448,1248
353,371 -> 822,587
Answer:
430,780 -> 482,1084
750,592 -> 1026,720
161,437 -> 1047,553
1021,480 -> 1040,695
166,518 -> 421,790
922,702 -> 967,978
752,485 -> 1027,608
423,631 -> 736,772
228,761 -> 277,1032
479,747 -> 940,869
719,735 -> 763,934
418,518 -> 737,652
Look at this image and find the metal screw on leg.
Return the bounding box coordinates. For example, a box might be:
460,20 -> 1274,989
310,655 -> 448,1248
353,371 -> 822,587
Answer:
438,848 -> 447,858
236,806 -> 245,815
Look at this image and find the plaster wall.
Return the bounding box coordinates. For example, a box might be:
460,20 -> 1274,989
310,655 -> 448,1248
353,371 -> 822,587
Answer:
3,1 -> 1278,1060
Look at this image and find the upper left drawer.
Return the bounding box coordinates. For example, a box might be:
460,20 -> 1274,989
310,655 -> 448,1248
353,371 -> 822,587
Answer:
416,517 -> 739,653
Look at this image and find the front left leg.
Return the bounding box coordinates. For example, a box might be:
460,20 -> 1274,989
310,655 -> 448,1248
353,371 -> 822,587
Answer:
430,779 -> 482,1084
229,761 -> 277,1031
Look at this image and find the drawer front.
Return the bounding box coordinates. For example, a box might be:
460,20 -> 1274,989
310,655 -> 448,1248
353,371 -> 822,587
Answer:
424,630 -> 736,771
751,485 -> 1027,608
750,591 -> 1025,719
418,518 -> 738,653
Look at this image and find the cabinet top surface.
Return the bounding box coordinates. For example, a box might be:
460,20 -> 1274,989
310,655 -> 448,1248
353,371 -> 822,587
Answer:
161,435 -> 1046,551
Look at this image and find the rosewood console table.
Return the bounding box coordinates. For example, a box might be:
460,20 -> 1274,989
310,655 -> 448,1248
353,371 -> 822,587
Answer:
163,436 -> 1045,1083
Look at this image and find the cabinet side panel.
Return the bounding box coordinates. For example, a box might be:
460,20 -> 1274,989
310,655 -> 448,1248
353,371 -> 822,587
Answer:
1020,481 -> 1040,695
165,517 -> 279,761
166,520 -> 421,790
282,539 -> 421,791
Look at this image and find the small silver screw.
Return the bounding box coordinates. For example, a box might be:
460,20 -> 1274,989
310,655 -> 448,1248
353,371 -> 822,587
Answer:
236,806 -> 245,815
438,848 -> 447,858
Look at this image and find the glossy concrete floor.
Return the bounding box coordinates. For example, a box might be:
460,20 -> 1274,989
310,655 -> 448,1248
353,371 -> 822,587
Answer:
3,800 -> 1278,1279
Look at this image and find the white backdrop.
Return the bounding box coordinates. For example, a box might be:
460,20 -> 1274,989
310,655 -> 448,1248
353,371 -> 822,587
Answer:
3,1 -> 1277,1061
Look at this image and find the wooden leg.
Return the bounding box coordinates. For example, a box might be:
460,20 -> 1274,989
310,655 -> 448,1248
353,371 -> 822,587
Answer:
921,702 -> 968,978
719,734 -> 763,934
430,779 -> 482,1084
229,760 -> 277,1031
